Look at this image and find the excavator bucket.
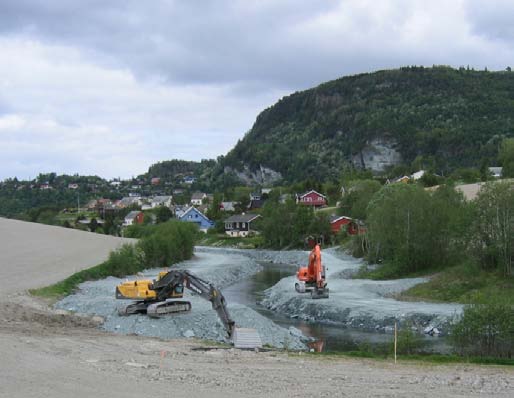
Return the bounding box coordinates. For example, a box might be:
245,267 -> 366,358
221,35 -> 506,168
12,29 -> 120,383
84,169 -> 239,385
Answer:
232,328 -> 262,349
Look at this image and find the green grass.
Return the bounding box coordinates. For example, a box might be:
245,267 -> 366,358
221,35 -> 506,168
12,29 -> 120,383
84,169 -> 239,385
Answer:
354,260 -> 514,304
300,351 -> 514,366
198,233 -> 264,249
400,263 -> 514,303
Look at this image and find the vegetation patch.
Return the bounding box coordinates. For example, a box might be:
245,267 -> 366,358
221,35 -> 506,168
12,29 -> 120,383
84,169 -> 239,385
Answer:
30,220 -> 197,299
399,263 -> 514,303
197,233 -> 264,249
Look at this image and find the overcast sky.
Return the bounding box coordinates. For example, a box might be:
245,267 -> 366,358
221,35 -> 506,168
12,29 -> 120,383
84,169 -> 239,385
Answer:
1,0 -> 513,180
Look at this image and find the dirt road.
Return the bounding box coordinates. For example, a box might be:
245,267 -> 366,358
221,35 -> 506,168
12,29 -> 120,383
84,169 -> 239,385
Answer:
0,218 -> 513,397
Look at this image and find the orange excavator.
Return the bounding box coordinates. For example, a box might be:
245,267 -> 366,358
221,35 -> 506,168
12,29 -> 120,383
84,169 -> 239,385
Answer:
294,242 -> 329,299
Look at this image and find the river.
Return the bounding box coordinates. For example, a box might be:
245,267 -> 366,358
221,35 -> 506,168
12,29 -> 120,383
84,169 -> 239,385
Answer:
222,261 -> 454,353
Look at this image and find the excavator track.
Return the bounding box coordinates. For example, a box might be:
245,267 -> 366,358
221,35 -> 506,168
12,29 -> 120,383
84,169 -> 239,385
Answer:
147,299 -> 192,318
118,299 -> 192,317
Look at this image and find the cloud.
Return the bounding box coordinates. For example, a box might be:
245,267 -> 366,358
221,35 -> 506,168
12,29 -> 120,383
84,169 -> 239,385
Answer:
0,37 -> 285,179
0,1 -> 513,179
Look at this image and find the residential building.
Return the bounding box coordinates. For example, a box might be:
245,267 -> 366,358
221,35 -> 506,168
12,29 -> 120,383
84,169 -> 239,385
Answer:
249,192 -> 261,201
248,198 -> 265,210
124,211 -> 144,226
191,192 -> 207,206
178,207 -> 214,232
296,190 -> 327,208
224,214 -> 261,237
220,201 -> 238,212
329,215 -> 353,234
151,195 -> 173,208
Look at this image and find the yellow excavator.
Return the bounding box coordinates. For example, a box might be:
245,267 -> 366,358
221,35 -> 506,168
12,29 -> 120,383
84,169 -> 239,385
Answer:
116,270 -> 235,337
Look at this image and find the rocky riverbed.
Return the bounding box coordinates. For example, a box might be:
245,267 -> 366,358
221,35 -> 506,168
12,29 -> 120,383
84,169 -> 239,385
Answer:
56,249 -> 309,350
56,246 -> 463,349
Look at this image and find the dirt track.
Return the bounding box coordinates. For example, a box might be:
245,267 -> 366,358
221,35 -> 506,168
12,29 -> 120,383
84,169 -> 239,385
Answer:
0,218 -> 513,397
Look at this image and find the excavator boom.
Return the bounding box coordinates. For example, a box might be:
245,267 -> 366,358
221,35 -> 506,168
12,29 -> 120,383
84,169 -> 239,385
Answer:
116,270 -> 235,337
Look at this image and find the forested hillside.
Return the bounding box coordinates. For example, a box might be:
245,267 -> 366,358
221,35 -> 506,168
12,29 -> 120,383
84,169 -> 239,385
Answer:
223,66 -> 514,183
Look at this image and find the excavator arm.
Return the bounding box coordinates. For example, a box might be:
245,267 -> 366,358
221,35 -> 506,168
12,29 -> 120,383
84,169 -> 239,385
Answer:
150,270 -> 235,337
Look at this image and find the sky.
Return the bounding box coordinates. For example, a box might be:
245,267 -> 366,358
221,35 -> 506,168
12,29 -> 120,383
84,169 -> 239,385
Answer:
1,0 -> 513,180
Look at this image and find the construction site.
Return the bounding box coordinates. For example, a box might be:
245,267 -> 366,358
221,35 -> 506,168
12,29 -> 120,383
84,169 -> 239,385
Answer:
1,217 -> 513,397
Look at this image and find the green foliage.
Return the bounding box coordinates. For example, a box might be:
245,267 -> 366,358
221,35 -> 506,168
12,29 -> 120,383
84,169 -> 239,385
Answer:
206,192 -> 223,221
366,184 -> 469,274
223,67 -> 514,183
471,181 -> 514,276
155,206 -> 173,223
395,324 -> 426,355
260,198 -> 330,249
451,296 -> 514,358
339,179 -> 381,219
400,261 -> 514,303
137,221 -> 197,269
499,138 -> 514,177
418,172 -> 441,187
451,167 -> 481,183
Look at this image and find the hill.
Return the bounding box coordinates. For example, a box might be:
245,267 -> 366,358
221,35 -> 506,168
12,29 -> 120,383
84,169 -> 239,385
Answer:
222,66 -> 514,184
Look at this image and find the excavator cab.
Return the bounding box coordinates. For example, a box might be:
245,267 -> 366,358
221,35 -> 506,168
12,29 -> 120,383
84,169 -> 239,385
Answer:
295,243 -> 329,299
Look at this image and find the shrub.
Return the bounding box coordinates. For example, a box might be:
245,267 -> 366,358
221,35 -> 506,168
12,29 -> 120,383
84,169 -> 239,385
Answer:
451,296 -> 514,358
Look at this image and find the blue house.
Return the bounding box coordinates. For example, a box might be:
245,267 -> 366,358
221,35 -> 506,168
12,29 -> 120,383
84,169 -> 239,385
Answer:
178,206 -> 214,232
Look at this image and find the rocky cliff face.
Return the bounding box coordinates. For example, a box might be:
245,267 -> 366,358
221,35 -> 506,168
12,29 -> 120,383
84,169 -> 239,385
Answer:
221,67 -> 514,183
352,138 -> 402,172
224,165 -> 282,186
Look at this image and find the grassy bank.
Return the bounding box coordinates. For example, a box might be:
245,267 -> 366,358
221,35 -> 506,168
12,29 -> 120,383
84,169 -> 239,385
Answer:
353,257 -> 514,304
399,263 -> 514,303
301,351 -> 514,366
197,233 -> 264,249
30,220 -> 197,299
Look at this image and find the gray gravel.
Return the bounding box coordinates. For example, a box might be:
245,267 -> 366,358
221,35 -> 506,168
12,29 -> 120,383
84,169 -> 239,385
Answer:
56,248 -> 308,350
56,246 -> 463,348
258,247 -> 462,334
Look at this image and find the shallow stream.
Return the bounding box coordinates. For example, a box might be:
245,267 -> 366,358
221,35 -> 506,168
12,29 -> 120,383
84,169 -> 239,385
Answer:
222,261 -> 453,353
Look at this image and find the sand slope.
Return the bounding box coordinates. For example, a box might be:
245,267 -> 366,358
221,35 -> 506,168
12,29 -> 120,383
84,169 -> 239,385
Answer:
0,218 -> 135,293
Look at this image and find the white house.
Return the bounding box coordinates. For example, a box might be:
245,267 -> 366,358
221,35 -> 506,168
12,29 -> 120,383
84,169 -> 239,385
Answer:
151,195 -> 173,208
190,192 -> 207,206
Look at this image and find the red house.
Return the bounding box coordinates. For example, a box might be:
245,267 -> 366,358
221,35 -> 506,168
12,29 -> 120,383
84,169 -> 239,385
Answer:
329,215 -> 352,234
296,190 -> 327,208
348,220 -> 367,235
123,211 -> 144,226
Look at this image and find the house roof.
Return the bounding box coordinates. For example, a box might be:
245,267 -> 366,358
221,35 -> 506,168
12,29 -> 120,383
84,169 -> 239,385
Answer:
180,206 -> 211,222
153,195 -> 172,203
329,215 -> 352,224
191,192 -> 206,200
411,170 -> 426,180
248,199 -> 265,209
298,190 -> 327,199
225,214 -> 261,223
125,210 -> 141,220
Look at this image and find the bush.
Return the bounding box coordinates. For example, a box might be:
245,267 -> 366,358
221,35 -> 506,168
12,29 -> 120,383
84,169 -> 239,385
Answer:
395,324 -> 426,354
451,296 -> 514,358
